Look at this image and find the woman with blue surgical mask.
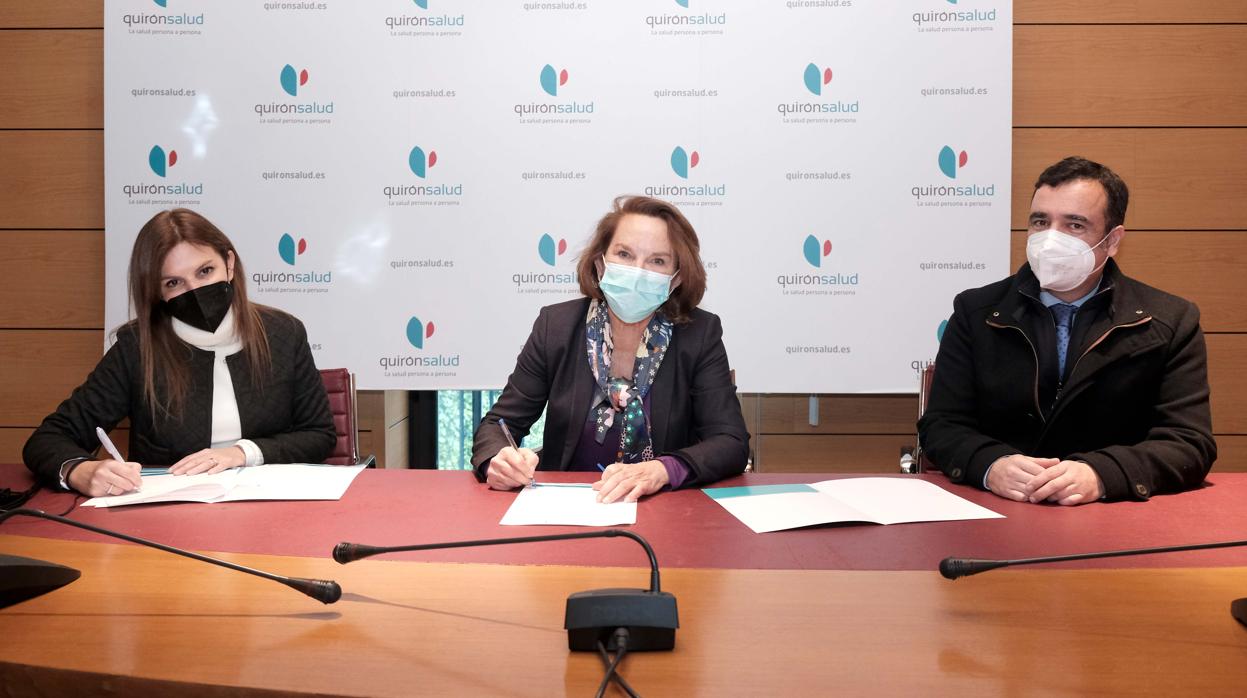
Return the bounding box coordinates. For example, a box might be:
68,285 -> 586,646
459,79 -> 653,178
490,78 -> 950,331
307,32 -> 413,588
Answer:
471,196 -> 750,503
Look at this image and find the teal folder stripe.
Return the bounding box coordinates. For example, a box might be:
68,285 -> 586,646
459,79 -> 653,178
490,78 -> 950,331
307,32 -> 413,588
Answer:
703,483 -> 817,500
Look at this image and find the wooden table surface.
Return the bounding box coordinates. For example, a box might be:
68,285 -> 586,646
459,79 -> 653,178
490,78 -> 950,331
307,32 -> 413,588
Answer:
3,534 -> 1246,697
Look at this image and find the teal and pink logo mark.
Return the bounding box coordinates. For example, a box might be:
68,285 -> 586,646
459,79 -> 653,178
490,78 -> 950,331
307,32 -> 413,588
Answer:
278,234 -> 307,266
409,146 -> 437,178
937,319 -> 948,342
538,233 -> 567,266
406,316 -> 435,349
670,146 -> 699,179
148,145 -> 177,177
803,63 -> 833,96
938,146 -> 968,179
540,65 -> 569,97
413,0 -> 430,7
675,0 -> 690,6
153,0 -> 168,6
803,235 -> 832,268
280,64 -> 309,97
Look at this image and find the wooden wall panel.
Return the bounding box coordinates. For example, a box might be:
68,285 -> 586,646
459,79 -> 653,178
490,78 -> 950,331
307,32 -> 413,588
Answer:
755,395 -> 916,435
0,330 -> 103,426
756,435 -> 910,474
1208,335 -> 1247,435
0,30 -> 102,128
1212,436 -> 1247,474
0,131 -> 104,229
0,231 -> 103,328
1016,1 -> 1247,24
1012,129 -> 1247,231
1009,231 -> 1247,333
0,2 -> 102,28
1016,27 -> 1247,127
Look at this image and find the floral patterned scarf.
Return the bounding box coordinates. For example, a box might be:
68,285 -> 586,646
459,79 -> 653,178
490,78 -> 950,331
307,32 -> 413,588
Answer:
585,299 -> 673,463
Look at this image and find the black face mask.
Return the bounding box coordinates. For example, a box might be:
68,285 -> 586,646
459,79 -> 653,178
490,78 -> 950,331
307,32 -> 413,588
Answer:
163,280 -> 233,333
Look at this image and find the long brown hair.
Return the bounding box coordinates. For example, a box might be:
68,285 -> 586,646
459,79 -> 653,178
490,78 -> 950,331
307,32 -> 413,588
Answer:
576,195 -> 707,324
127,208 -> 271,418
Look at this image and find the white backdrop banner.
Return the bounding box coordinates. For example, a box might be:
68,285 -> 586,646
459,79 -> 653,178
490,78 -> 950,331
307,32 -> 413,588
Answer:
104,0 -> 1012,393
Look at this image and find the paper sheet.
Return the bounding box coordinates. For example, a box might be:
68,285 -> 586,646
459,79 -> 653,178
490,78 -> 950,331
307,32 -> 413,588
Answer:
704,477 -> 1002,533
499,484 -> 637,526
83,464 -> 367,508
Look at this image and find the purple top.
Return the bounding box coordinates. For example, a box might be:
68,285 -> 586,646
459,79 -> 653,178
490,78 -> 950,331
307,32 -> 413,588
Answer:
569,394 -> 691,489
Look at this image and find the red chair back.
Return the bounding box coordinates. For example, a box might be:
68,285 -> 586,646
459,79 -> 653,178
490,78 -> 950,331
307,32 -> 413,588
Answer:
320,368 -> 359,466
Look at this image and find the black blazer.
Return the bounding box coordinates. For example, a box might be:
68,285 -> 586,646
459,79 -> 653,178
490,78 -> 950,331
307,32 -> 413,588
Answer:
24,309 -> 336,487
918,260 -> 1216,500
471,298 -> 750,488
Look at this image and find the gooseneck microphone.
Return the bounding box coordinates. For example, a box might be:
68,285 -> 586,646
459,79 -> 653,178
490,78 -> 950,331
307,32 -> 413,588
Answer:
0,508 -> 341,607
939,538 -> 1247,627
335,529 -> 678,652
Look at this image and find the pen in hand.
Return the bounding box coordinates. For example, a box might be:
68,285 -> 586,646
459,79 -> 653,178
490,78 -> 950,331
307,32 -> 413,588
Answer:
95,426 -> 140,493
497,418 -> 533,488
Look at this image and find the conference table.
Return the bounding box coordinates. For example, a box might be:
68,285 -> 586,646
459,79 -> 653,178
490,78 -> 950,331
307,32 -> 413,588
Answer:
2,467 -> 1246,696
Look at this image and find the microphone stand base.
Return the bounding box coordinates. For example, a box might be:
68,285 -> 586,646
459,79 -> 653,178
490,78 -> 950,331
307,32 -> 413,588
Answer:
0,554 -> 81,609
565,588 -> 678,651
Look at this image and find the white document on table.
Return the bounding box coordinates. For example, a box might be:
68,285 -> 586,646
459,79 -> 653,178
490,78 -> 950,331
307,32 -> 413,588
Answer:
500,484 -> 637,526
704,477 -> 1003,534
83,463 -> 367,508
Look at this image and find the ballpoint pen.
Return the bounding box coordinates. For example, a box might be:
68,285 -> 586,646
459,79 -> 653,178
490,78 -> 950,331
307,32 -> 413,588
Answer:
96,426 -> 140,492
497,418 -> 533,488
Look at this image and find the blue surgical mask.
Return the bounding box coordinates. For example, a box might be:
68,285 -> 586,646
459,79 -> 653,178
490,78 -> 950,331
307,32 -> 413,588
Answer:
598,260 -> 674,323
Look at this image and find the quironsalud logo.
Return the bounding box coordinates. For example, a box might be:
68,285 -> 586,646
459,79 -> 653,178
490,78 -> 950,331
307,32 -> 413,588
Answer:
148,145 -> 177,177
803,63 -> 833,96
538,233 -> 567,266
911,144 -> 993,204
779,62 -> 858,121
515,64 -> 594,122
406,316 -> 435,349
803,235 -> 832,268
123,143 -> 202,200
670,146 -> 699,179
938,145 -> 968,179
381,316 -> 460,374
540,65 -> 568,97
644,145 -> 724,201
409,146 -> 438,178
280,65 -> 309,97
255,64 -> 333,121
383,145 -> 462,203
250,234 -> 331,289
777,234 -> 858,295
278,233 -> 307,266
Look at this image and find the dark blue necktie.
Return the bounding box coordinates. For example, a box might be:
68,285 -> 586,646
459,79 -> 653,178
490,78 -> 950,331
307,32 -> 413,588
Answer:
1051,303 -> 1078,377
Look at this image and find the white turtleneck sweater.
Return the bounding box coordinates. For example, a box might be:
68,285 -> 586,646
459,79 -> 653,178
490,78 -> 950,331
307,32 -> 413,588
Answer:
170,308 -> 264,466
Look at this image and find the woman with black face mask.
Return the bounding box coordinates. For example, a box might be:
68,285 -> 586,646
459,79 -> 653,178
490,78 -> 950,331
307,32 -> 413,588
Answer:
23,208 -> 336,497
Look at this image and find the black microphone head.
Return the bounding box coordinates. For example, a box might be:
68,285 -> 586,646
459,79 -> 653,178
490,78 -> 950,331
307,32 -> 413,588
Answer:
283,577 -> 342,604
333,542 -> 379,564
939,557 -> 1008,580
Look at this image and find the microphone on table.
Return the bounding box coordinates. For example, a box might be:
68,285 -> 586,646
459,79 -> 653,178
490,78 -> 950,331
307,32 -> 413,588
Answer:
939,538 -> 1247,628
334,529 -> 679,651
0,508 -> 341,609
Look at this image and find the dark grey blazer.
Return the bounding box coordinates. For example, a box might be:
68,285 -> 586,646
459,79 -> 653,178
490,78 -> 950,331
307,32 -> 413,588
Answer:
471,298 -> 750,488
24,309 -> 336,487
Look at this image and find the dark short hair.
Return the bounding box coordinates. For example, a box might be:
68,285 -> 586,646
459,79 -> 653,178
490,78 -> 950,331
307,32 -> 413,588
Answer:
576,196 -> 706,324
1033,156 -> 1130,232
